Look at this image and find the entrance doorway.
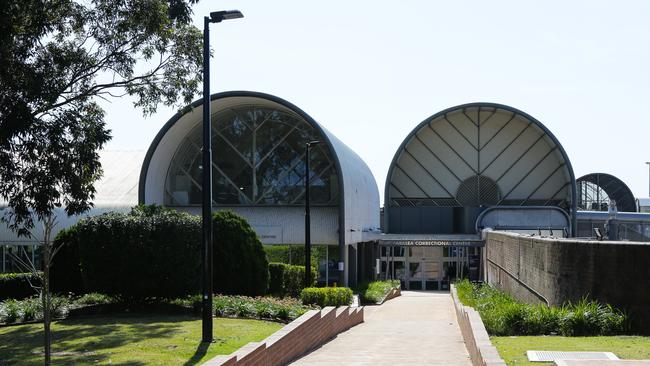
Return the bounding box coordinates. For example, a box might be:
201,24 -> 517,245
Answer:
408,260 -> 440,290
378,244 -> 480,291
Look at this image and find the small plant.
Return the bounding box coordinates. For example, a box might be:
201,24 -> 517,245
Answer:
74,293 -> 115,306
20,297 -> 43,322
0,299 -> 21,323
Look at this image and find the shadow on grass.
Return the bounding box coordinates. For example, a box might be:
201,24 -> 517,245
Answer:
182,342 -> 211,366
0,314 -> 195,365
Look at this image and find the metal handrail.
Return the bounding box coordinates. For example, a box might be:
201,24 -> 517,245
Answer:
486,257 -> 550,306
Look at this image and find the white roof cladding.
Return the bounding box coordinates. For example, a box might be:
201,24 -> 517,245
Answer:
0,150 -> 143,243
139,91 -> 380,245
93,150 -> 144,208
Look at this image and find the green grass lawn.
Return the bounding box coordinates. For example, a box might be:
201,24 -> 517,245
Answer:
492,335 -> 650,366
0,314 -> 283,365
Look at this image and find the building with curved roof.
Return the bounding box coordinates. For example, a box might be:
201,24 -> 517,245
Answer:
379,103 -> 577,290
139,91 -> 380,286
385,103 -> 576,234
577,172 -> 637,213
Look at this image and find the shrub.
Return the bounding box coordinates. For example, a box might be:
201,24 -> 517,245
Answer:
75,208 -> 202,300
268,263 -> 317,297
268,263 -> 285,295
0,272 -> 41,301
300,287 -> 353,307
212,211 -> 268,296
57,205 -> 269,300
50,227 -> 84,295
454,279 -> 628,336
359,280 -> 400,304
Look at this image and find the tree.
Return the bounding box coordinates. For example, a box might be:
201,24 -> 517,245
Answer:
0,1 -> 203,364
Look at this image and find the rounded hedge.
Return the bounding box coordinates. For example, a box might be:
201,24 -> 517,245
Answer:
52,206 -> 269,299
212,210 -> 268,296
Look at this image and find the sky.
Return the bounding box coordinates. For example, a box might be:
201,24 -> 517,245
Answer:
103,0 -> 650,202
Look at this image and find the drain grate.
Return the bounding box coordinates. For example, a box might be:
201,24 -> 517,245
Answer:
527,351 -> 619,362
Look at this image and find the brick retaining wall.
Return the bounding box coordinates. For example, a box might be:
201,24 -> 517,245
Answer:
381,287 -> 401,303
204,306 -> 364,366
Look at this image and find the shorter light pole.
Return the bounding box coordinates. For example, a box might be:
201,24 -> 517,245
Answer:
305,140 -> 323,287
646,162 -> 650,197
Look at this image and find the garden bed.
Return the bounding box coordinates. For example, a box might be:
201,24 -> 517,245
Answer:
0,314 -> 282,365
0,293 -> 315,326
455,279 -> 628,336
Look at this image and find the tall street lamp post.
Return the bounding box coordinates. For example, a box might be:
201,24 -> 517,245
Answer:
202,9 -> 243,343
305,140 -> 323,287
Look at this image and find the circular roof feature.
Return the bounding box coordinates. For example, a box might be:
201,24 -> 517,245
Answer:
456,175 -> 501,206
577,173 -> 637,212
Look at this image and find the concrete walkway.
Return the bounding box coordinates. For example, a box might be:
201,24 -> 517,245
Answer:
290,291 -> 471,365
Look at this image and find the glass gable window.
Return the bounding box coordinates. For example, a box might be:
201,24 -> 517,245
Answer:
165,106 -> 339,206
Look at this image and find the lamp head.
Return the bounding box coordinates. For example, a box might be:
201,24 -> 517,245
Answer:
209,10 -> 244,23
307,140 -> 323,147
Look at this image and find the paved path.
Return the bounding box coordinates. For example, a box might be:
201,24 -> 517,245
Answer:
291,291 -> 471,365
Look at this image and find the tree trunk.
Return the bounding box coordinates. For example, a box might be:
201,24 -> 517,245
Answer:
40,216 -> 55,366
43,242 -> 51,366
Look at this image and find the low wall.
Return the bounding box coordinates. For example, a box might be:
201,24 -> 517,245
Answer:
204,306 -> 364,366
485,231 -> 650,330
450,285 -> 506,366
380,287 -> 401,304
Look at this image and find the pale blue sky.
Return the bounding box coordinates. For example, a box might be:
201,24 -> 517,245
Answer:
103,0 -> 650,202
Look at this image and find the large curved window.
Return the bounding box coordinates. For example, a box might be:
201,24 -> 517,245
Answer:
165,106 -> 339,206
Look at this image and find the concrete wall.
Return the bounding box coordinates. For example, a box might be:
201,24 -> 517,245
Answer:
451,285 -> 506,366
485,231 -> 650,331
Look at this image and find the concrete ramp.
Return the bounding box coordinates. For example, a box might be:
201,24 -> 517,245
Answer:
290,291 -> 471,365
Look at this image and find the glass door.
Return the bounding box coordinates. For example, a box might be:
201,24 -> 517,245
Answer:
424,261 -> 440,290
407,262 -> 422,290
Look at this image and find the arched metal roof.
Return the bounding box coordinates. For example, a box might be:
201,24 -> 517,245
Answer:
385,102 -> 577,234
139,91 -> 380,245
577,173 -> 637,212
